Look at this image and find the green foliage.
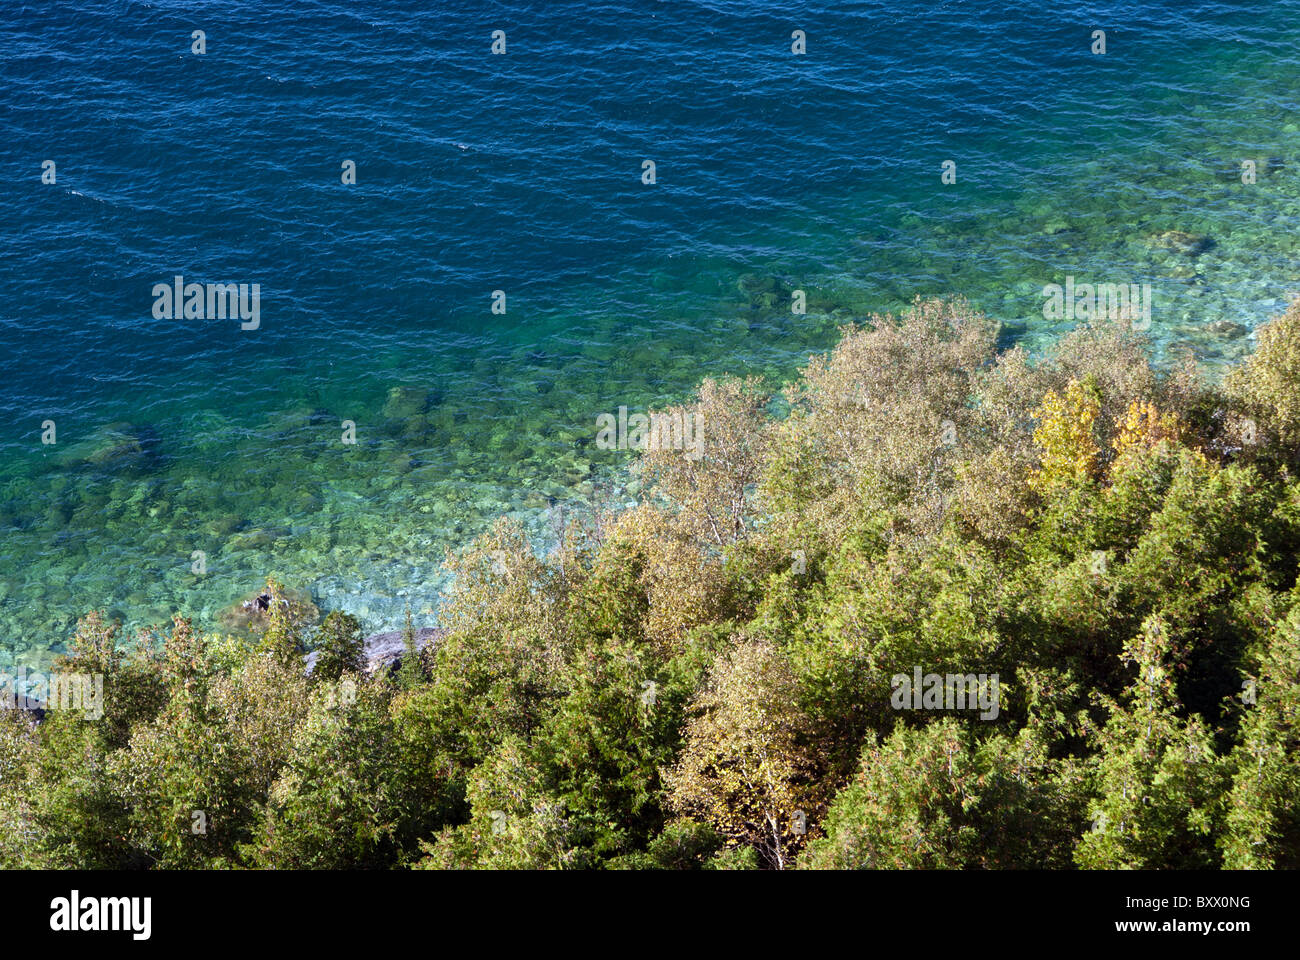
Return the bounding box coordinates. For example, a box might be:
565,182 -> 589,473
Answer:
250,678 -> 409,868
257,576 -> 306,669
1226,296 -> 1300,458
11,294 -> 1300,870
1073,618 -> 1226,869
607,820 -> 723,869
108,647 -> 310,867
312,610 -> 365,684
0,712 -> 41,868
1221,601 -> 1300,868
664,637 -> 814,869
414,737 -> 596,870
804,720 -> 1086,869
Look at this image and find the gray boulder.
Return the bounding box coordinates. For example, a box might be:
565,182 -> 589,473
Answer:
305,626 -> 443,675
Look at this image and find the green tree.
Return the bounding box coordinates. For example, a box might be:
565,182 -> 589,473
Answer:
1073,618 -> 1225,869
313,610 -> 365,684
1221,602 -> 1300,868
803,720 -> 1086,869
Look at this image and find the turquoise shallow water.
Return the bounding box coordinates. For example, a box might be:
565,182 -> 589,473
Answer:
3,1 -> 1300,666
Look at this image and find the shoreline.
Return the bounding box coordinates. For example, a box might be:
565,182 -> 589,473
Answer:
0,290 -> 1282,670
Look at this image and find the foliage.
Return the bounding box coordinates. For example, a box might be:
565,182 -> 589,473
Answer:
8,294 -> 1300,870
1030,377 -> 1103,494
312,610 -> 366,684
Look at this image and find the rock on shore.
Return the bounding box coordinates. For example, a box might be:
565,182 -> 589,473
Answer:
304,626 -> 443,675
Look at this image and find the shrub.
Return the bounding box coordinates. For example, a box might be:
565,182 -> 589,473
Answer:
1226,297 -> 1300,456
1030,377 -> 1103,494
663,637 -> 814,869
312,610 -> 365,684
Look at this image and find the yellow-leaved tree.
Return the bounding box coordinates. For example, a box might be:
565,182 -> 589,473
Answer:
1029,377 -> 1102,494
663,637 -> 813,869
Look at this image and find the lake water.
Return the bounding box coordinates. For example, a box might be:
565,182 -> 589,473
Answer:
3,0 -> 1300,665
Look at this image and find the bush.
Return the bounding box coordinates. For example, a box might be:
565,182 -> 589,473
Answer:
312,610 -> 365,683
13,293 -> 1300,870
1227,297 -> 1300,456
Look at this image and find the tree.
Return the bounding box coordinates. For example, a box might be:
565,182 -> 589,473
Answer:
1221,602 -> 1300,868
802,721 -> 1086,869
640,375 -> 771,548
257,576 -> 306,669
1226,296 -> 1300,458
1073,618 -> 1225,869
249,679 -> 404,868
663,637 -> 813,869
1030,377 -> 1103,494
109,647 -> 309,867
312,610 -> 366,684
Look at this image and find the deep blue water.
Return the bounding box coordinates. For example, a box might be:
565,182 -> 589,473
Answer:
3,0 -> 1300,662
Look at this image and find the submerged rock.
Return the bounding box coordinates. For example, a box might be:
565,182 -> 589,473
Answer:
1146,230 -> 1214,257
736,272 -> 792,308
226,525 -> 291,551
563,459 -> 592,485
262,406 -> 319,440
204,514 -> 246,538
1207,319 -> 1248,339
382,386 -> 431,421
79,422 -> 162,474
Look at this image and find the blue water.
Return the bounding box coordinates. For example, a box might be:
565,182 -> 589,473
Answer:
3,0 -> 1300,664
